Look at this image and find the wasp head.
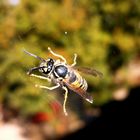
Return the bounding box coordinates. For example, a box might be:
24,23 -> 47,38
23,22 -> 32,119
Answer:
39,58 -> 54,74
24,49 -> 55,75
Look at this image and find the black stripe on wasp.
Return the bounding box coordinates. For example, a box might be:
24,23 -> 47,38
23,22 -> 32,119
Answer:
24,47 -> 103,116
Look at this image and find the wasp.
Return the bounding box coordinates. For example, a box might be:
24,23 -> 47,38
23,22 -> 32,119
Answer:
24,47 -> 103,115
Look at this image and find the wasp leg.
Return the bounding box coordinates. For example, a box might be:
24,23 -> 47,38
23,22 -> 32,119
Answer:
29,74 -> 51,82
48,47 -> 67,63
35,83 -> 60,90
62,86 -> 68,116
71,53 -> 77,67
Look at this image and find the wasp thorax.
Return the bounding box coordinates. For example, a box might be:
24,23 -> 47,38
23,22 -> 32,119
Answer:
54,65 -> 68,78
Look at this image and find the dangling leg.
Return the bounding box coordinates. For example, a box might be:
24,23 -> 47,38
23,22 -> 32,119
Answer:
62,86 -> 68,116
71,53 -> 77,67
28,73 -> 51,82
35,83 -> 60,90
48,47 -> 67,63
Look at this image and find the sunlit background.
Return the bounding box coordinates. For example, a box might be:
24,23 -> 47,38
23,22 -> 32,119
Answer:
0,0 -> 140,139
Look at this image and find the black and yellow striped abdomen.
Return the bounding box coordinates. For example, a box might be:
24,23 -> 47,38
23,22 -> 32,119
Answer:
65,69 -> 87,91
63,68 -> 93,103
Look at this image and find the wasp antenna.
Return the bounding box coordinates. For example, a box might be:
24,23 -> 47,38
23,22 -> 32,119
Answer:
23,48 -> 45,62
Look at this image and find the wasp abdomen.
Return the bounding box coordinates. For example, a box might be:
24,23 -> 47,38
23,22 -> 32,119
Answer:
78,76 -> 88,91
68,71 -> 88,92
68,71 -> 77,83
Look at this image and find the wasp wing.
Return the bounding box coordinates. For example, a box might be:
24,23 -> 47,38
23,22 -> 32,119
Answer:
73,66 -> 103,78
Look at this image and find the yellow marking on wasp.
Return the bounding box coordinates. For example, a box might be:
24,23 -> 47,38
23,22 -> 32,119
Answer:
71,80 -> 80,87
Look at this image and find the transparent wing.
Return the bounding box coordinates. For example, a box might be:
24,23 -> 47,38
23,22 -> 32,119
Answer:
73,66 -> 103,78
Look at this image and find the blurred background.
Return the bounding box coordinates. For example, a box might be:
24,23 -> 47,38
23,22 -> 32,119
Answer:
0,0 -> 140,139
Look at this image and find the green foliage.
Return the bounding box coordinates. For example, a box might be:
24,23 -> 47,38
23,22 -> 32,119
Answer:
0,0 -> 139,116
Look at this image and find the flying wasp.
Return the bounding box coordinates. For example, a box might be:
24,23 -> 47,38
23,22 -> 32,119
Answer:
24,47 -> 103,116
